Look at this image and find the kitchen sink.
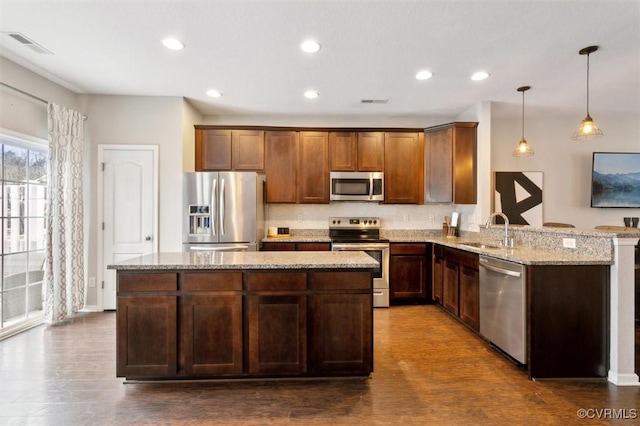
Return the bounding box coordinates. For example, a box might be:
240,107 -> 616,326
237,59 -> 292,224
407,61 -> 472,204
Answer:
459,242 -> 501,250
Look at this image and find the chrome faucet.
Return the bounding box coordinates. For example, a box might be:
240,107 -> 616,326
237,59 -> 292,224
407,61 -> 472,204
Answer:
484,212 -> 514,247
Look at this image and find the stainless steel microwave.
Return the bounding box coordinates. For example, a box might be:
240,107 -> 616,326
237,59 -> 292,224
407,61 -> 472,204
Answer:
330,171 -> 384,201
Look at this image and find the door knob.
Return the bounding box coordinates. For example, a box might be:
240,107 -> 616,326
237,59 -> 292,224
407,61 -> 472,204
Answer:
144,235 -> 152,241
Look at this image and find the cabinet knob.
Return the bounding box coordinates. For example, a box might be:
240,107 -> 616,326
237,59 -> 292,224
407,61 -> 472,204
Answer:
145,235 -> 152,241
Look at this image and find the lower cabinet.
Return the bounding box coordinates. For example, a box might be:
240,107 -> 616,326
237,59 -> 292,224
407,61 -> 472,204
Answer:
116,269 -> 373,379
261,242 -> 331,251
433,246 -> 479,331
389,243 -> 431,304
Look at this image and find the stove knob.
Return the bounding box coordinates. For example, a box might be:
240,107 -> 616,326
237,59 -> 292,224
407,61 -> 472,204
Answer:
373,220 -> 377,225
337,220 -> 341,224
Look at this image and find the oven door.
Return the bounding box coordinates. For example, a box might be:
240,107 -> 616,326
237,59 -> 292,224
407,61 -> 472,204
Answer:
331,242 -> 389,307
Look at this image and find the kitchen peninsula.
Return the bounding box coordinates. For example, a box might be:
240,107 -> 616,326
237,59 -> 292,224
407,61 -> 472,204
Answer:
108,251 -> 378,381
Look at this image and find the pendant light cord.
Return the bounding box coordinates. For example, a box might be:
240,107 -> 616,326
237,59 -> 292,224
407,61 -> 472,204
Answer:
521,89 -> 525,139
586,52 -> 590,116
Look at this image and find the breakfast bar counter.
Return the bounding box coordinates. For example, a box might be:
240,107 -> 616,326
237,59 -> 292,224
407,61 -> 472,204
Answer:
109,251 -> 377,381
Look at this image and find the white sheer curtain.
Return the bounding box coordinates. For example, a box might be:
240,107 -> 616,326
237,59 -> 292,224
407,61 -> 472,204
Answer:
44,103 -> 86,324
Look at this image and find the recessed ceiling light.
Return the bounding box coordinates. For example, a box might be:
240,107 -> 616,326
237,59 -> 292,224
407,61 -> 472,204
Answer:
206,90 -> 222,98
162,38 -> 184,50
304,90 -> 319,99
415,70 -> 433,80
471,71 -> 490,81
300,40 -> 321,53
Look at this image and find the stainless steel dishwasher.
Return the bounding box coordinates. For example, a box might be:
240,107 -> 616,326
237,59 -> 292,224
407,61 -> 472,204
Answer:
479,255 -> 526,364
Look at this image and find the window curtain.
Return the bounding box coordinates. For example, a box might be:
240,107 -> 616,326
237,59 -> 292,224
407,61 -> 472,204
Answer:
44,103 -> 86,324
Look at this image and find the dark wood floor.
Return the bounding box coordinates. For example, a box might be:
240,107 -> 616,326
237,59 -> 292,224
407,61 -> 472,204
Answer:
1,306 -> 638,425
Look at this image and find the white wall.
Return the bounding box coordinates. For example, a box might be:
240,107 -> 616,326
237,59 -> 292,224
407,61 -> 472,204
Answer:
491,109 -> 640,228
83,95 -> 184,305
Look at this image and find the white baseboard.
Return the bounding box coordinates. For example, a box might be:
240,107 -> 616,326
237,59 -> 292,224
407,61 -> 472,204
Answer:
81,305 -> 102,313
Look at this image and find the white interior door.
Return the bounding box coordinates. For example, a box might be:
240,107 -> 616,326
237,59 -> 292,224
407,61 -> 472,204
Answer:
99,146 -> 158,310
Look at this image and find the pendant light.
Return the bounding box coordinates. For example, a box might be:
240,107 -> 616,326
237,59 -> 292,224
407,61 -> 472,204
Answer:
572,46 -> 603,139
513,86 -> 534,156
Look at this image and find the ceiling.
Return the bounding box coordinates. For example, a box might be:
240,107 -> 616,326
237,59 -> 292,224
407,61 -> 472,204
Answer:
1,1 -> 639,119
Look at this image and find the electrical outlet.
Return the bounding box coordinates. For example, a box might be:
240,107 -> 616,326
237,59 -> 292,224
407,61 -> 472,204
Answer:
297,212 -> 303,222
403,214 -> 409,222
562,238 -> 576,249
88,277 -> 96,288
429,215 -> 435,222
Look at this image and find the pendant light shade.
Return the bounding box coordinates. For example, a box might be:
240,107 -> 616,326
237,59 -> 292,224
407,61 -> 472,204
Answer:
513,86 -> 534,157
572,46 -> 603,140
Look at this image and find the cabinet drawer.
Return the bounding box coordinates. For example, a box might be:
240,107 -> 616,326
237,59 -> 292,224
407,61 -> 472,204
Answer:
118,272 -> 178,292
391,243 -> 427,255
246,272 -> 307,291
443,247 -> 479,269
309,271 -> 371,291
182,272 -> 242,292
296,242 -> 331,251
262,242 -> 296,251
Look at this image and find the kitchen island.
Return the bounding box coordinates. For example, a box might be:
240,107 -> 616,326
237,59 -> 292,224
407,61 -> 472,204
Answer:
108,251 -> 378,381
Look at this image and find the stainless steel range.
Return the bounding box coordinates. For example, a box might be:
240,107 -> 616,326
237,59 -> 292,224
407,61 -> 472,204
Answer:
329,217 -> 389,308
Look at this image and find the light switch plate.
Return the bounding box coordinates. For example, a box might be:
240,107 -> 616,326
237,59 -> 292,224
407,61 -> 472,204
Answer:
562,238 -> 576,249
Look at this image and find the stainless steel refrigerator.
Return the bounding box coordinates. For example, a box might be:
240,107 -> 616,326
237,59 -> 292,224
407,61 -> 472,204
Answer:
183,172 -> 264,252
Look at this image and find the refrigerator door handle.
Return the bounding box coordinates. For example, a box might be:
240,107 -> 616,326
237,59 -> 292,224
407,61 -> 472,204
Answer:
211,178 -> 217,236
220,177 -> 225,235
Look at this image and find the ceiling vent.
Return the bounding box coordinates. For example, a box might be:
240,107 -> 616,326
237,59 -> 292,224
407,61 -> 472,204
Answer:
361,99 -> 388,104
5,32 -> 53,55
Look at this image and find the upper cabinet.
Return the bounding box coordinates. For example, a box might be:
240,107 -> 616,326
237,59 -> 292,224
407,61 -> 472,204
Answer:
298,132 -> 329,203
195,128 -> 264,171
329,132 -> 384,171
384,132 -> 424,204
265,131 -> 298,203
424,122 -> 477,204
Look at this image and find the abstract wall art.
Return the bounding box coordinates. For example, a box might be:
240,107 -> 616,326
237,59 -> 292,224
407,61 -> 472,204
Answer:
494,171 -> 543,226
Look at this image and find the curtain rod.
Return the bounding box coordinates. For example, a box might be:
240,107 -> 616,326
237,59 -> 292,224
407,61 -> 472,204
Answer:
1,82 -> 87,120
1,82 -> 47,104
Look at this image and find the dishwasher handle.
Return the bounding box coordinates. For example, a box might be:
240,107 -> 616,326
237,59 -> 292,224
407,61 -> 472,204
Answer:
480,259 -> 522,277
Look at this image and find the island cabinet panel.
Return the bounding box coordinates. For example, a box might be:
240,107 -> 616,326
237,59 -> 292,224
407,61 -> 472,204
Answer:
424,122 -> 477,204
116,295 -> 177,378
389,243 -> 431,303
181,294 -> 243,375
298,132 -> 329,203
329,132 -> 357,171
527,264 -> 609,379
248,294 -> 307,374
383,132 -> 424,204
265,131 -> 298,203
308,271 -> 373,374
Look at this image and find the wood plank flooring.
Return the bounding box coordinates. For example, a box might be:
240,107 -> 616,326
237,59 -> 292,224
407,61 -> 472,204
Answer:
1,306 -> 638,425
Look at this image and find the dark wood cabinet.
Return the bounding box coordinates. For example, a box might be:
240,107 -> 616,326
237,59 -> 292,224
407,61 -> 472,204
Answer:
196,129 -> 232,171
424,122 -> 477,204
357,132 -> 384,171
116,272 -> 178,378
432,245 -> 444,304
384,132 -> 424,204
308,271 -> 373,374
232,130 -> 265,170
434,246 -> 479,327
389,243 -> 431,303
329,132 -> 357,171
442,260 -> 459,315
459,265 -> 479,331
181,272 -> 243,376
195,128 -> 265,171
329,132 -> 384,172
298,132 -> 329,203
265,131 -> 298,203
261,242 -> 330,251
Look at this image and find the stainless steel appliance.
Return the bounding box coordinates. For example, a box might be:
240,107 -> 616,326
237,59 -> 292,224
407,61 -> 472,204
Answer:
479,255 -> 526,364
329,216 -> 389,307
330,171 -> 384,202
183,172 -> 264,252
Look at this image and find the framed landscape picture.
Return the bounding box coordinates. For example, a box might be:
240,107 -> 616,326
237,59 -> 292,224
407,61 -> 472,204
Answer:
591,152 -> 640,208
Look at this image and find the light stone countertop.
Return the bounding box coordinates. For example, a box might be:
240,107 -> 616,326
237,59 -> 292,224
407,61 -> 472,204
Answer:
107,251 -> 379,271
